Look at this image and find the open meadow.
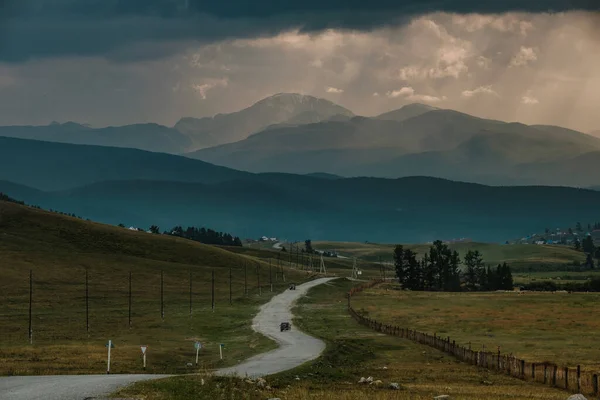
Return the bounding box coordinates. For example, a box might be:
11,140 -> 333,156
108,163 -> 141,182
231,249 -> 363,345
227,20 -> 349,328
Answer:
314,241 -> 585,271
351,284 -> 600,370
0,201 -> 316,375
118,279 -> 570,400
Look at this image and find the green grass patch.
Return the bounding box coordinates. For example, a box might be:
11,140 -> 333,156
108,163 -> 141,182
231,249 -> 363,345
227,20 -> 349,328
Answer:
0,201 -> 313,375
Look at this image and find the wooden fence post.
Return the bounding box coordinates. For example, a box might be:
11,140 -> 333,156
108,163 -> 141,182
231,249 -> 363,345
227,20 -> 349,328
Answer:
497,347 -> 501,370
521,360 -> 525,378
544,364 -> 548,384
532,363 -> 535,380
552,365 -> 557,387
577,365 -> 581,393
565,367 -> 569,390
593,373 -> 598,395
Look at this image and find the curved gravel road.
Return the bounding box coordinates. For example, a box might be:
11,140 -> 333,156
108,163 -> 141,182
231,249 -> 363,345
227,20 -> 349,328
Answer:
0,277 -> 334,399
216,276 -> 335,378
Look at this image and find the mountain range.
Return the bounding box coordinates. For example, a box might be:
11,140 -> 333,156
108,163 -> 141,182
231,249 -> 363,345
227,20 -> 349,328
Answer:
1,93 -> 599,187
1,136 -> 600,243
187,103 -> 600,187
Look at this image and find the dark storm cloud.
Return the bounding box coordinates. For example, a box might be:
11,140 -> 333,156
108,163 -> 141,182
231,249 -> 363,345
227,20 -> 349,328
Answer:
0,0 -> 598,62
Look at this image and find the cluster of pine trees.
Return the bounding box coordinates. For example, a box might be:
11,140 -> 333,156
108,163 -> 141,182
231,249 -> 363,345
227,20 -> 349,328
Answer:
165,226 -> 242,247
394,240 -> 513,292
576,234 -> 600,268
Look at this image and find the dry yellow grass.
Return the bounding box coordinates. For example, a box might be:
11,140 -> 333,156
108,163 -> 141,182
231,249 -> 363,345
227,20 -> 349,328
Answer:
352,285 -> 600,369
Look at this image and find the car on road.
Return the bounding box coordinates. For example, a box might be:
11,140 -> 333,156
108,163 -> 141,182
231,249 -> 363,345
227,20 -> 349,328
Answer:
289,283 -> 296,290
280,322 -> 291,331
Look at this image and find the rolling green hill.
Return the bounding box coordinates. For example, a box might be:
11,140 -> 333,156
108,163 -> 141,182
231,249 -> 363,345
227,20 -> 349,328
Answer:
3,174 -> 600,243
0,136 -> 251,191
0,199 -> 312,375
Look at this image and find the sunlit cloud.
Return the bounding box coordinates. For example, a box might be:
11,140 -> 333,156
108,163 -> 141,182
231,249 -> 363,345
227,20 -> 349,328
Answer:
191,78 -> 229,99
0,11 -> 598,133
509,46 -> 538,67
325,86 -> 344,93
462,85 -> 499,98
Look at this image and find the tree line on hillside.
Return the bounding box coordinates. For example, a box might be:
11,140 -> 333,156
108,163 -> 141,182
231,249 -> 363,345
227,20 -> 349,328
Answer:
394,240 -> 513,292
1,192 -> 88,220
164,225 -> 242,247
0,192 -> 25,205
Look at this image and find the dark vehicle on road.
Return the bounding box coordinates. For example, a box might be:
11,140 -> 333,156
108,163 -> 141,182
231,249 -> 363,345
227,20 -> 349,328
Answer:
289,283 -> 296,290
280,322 -> 291,332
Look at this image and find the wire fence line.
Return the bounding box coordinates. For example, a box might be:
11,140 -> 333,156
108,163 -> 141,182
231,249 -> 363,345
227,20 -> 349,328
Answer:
1,258 -> 324,345
347,280 -> 600,397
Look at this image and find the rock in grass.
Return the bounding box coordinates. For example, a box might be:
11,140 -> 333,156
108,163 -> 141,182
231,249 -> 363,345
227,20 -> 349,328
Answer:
366,376 -> 374,383
434,396 -> 451,400
256,377 -> 267,388
389,382 -> 400,390
567,395 -> 588,400
358,377 -> 367,383
371,380 -> 383,386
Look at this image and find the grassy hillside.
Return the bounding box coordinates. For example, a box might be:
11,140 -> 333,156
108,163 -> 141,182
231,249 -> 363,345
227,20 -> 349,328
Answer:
0,200 -> 313,375
314,241 -> 585,271
218,245 -> 387,280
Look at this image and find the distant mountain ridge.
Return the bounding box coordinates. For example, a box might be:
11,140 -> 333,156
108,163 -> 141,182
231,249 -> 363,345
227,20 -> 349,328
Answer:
188,105 -> 600,186
3,173 -> 600,243
0,93 -> 354,154
0,122 -> 192,154
2,94 -> 599,187
2,135 -> 600,242
173,93 -> 355,149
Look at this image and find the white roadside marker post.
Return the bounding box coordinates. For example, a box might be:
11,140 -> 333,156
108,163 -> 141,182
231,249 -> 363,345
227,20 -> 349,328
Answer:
105,340 -> 114,374
219,343 -> 224,360
194,342 -> 202,366
141,345 -> 147,370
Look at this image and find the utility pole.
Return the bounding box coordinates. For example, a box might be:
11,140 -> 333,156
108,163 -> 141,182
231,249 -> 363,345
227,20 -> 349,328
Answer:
320,254 -> 327,274
85,268 -> 89,333
29,270 -> 33,344
244,261 -> 248,296
269,259 -> 273,292
189,270 -> 192,316
229,267 -> 232,305
211,269 -> 215,312
128,271 -> 132,328
160,270 -> 164,321
257,264 -> 261,295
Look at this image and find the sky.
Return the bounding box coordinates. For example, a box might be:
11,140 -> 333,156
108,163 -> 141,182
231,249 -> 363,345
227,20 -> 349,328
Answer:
0,1 -> 599,133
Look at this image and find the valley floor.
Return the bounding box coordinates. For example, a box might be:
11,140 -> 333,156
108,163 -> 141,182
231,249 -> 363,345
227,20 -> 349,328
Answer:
116,279 -> 570,400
